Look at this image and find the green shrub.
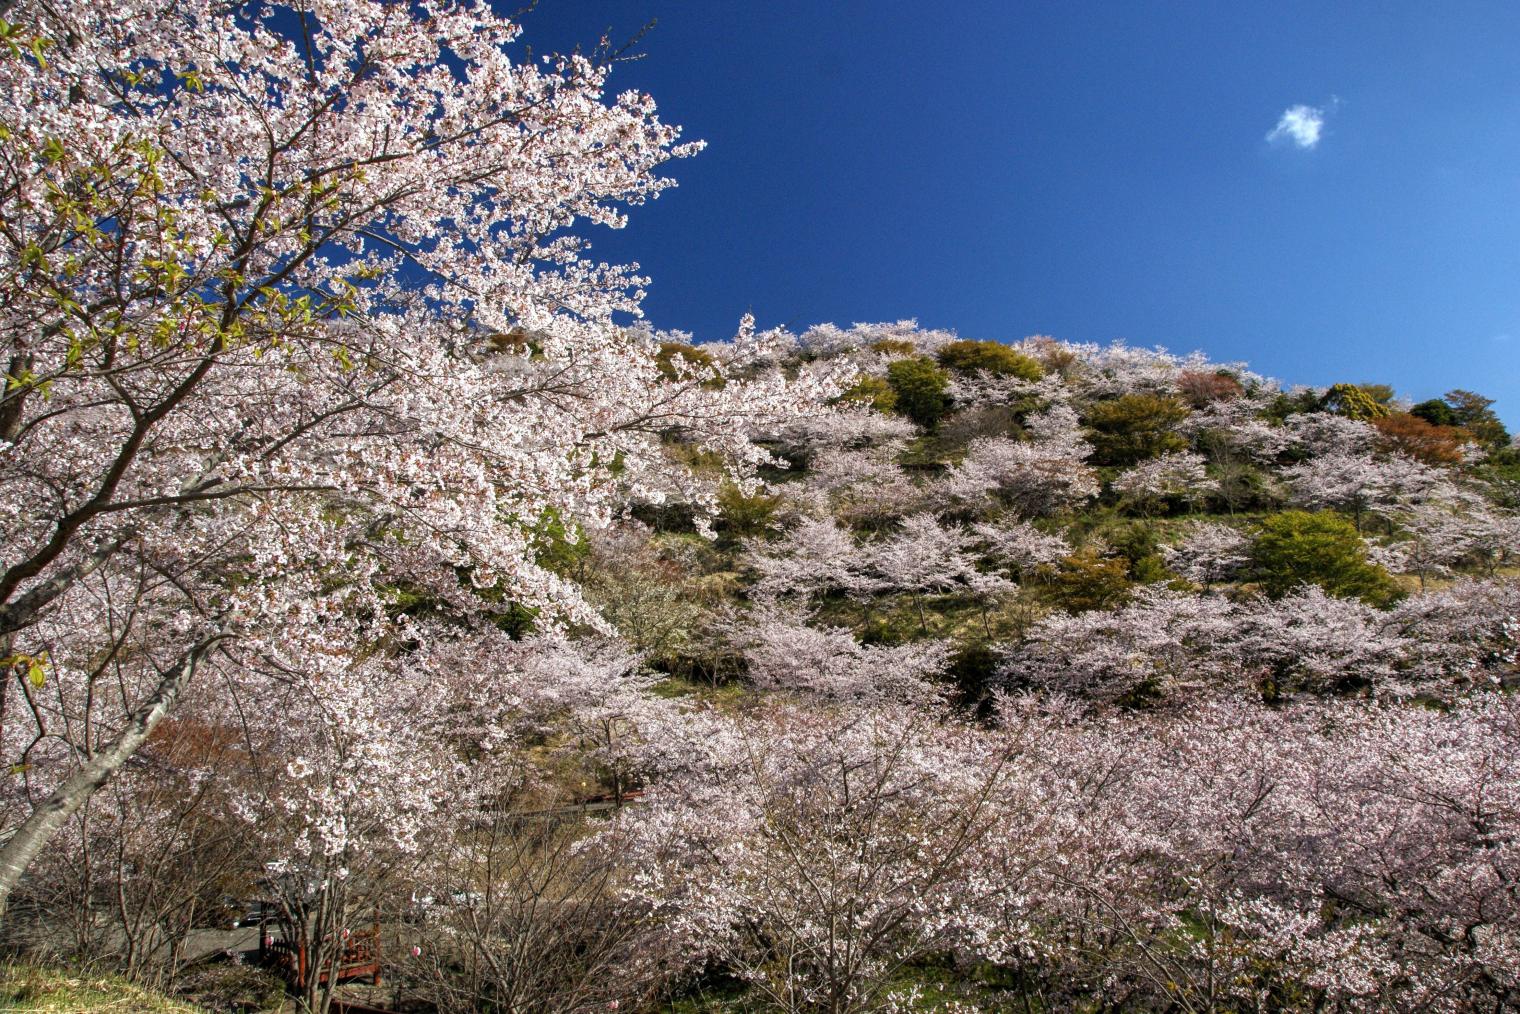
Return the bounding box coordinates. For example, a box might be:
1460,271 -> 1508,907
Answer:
936,339 -> 1044,381
1043,551 -> 1132,613
715,481 -> 784,541
656,341 -> 723,387
1264,388 -> 1324,422
1105,519 -> 1161,562
1410,397 -> 1460,428
1320,382 -> 1392,421
1083,394 -> 1189,465
886,357 -> 951,429
839,374 -> 898,413
869,338 -> 917,357
1252,510 -> 1401,605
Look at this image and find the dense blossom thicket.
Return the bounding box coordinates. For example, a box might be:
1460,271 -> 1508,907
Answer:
1,4 -> 1519,1014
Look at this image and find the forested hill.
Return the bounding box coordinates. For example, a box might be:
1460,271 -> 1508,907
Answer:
8,0 -> 1517,1007
488,319 -> 1518,1008
599,319 -> 1519,712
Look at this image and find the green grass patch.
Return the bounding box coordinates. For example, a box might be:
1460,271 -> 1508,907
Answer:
0,963 -> 209,1013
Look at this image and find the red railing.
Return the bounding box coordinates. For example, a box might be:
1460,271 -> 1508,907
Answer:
259,919 -> 382,990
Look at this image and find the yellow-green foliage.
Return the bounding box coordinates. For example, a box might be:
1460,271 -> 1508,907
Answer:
656,341 -> 723,386
665,441 -> 728,473
839,374 -> 898,413
1321,382 -> 1392,421
1083,394 -> 1189,465
1044,551 -> 1132,613
868,338 -> 917,357
0,964 -> 207,1013
716,481 -> 785,540
1252,510 -> 1402,606
530,506 -> 590,577
885,356 -> 950,429
936,339 -> 1044,381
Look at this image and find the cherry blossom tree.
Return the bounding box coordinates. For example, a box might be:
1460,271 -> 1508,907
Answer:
1283,411 -> 1378,456
9,716 -> 259,979
224,626 -> 696,1012
941,361 -> 1045,412
1155,522 -> 1240,586
1373,498 -> 1480,587
1009,574 -> 1517,709
1091,697 -> 1520,1011
744,517 -> 878,601
724,602 -> 951,705
935,408 -> 1099,519
795,319 -> 960,360
1390,578 -> 1520,693
970,517 -> 1071,577
1003,587 -> 1241,708
1433,487 -> 1520,576
579,524 -> 718,668
868,514 -> 980,632
412,807 -> 677,1013
1069,342 -> 1188,399
1284,450 -> 1444,530
770,406 -> 916,467
0,0 -> 829,914
1162,521 -> 1251,588
1111,450 -> 1217,515
802,442 -> 921,529
1218,416 -> 1295,462
1223,587 -> 1409,699
605,703 -> 1022,1014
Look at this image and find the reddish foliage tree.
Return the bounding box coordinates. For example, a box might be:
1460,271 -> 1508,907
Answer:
1177,370 -> 1245,408
1371,412 -> 1471,465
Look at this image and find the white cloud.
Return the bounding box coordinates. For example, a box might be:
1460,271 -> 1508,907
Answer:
1266,104 -> 1326,149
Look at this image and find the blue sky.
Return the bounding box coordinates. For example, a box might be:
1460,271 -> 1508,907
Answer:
521,1 -> 1520,427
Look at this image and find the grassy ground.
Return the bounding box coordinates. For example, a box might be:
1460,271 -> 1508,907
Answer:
0,963 -> 208,1013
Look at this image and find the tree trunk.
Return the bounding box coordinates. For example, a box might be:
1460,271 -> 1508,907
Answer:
0,636 -> 226,921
